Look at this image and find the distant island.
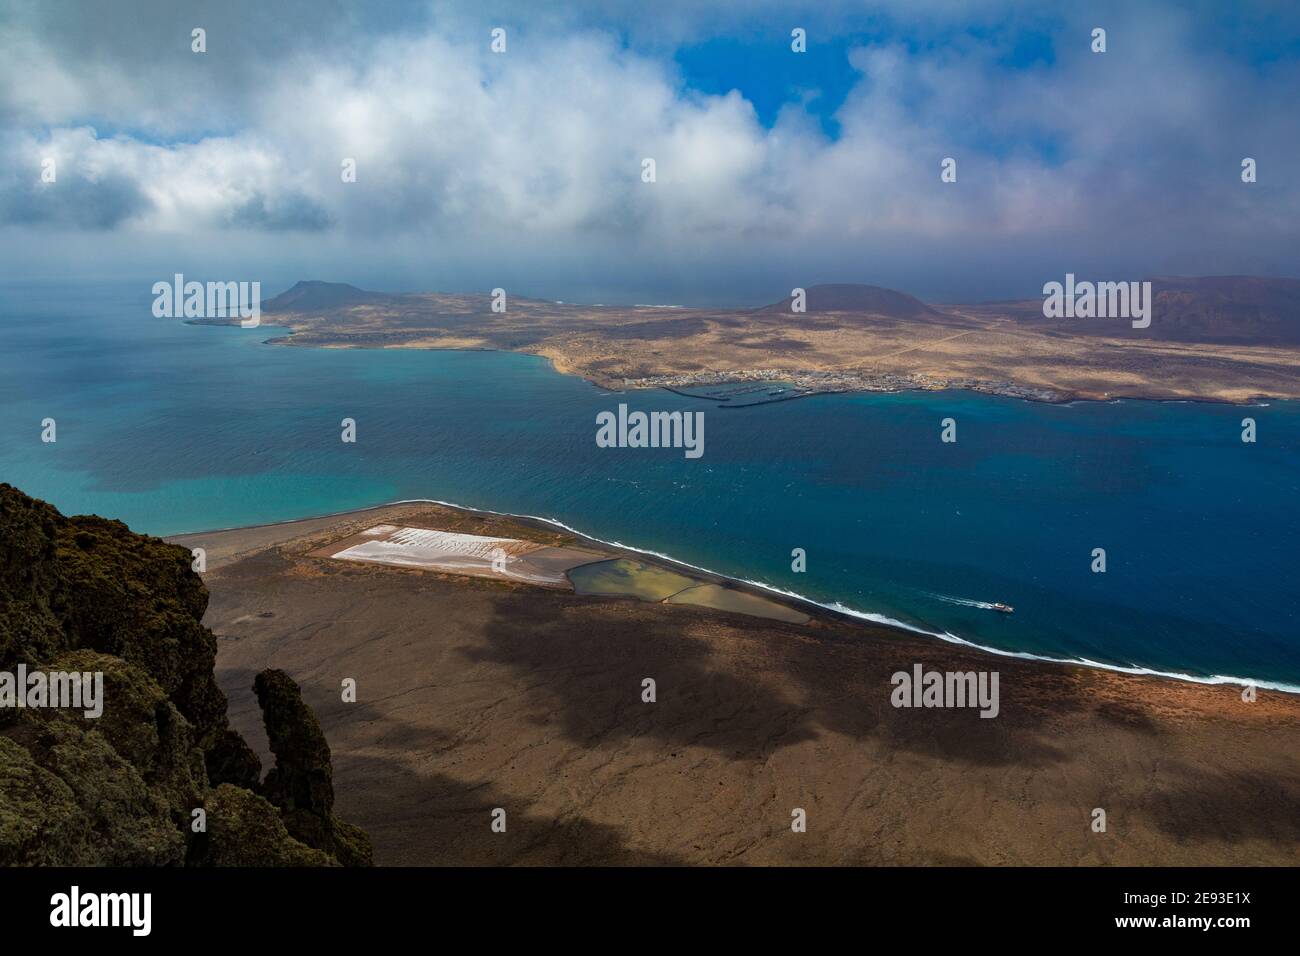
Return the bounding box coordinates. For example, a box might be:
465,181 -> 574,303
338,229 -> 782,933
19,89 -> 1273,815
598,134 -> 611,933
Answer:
193,276 -> 1300,404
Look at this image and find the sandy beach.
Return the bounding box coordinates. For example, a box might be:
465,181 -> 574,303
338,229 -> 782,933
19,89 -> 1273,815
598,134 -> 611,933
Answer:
172,503 -> 1300,866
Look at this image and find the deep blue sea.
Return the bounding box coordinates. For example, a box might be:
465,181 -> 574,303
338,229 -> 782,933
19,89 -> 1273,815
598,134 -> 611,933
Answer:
3,280 -> 1297,689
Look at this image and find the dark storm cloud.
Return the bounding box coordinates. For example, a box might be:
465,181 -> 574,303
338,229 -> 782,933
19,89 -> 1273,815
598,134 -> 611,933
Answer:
0,169 -> 151,229
0,0 -> 431,131
227,191 -> 334,232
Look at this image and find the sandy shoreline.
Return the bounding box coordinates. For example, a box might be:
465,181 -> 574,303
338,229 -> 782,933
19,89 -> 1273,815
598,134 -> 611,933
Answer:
169,497 -> 1295,695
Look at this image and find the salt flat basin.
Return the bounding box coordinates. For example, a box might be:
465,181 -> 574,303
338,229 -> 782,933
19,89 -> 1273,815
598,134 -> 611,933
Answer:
319,530 -> 808,620
665,583 -> 810,624
569,558 -> 808,623
317,525 -> 603,586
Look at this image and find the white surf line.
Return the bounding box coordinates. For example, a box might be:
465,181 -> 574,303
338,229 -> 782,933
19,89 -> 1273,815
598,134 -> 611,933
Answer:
385,498 -> 1300,696
726,581 -> 1300,694
179,495 -> 1300,696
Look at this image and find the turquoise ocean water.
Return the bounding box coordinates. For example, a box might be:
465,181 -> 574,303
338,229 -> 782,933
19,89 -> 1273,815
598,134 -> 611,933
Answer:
2,280 -> 1297,689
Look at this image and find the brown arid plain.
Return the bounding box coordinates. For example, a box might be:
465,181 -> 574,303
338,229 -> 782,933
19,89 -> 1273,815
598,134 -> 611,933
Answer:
172,503 -> 1300,866
197,275 -> 1300,404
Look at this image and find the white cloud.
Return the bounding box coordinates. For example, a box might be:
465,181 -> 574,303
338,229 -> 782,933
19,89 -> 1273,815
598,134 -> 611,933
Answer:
0,0 -> 1296,298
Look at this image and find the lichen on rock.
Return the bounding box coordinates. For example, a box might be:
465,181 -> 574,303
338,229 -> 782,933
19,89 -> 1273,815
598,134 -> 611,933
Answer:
0,483 -> 371,867
254,669 -> 374,866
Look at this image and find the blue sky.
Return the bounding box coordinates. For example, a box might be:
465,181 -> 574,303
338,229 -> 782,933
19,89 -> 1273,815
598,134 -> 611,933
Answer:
672,18 -> 1063,136
676,34 -> 875,138
1,0 -> 1297,303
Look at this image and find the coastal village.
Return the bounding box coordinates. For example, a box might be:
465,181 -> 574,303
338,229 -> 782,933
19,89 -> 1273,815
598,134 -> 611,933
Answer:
622,368 -> 1063,405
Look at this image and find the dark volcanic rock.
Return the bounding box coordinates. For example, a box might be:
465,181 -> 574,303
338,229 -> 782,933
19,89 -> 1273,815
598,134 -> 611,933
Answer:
264,280 -> 396,314
967,274 -> 1300,346
205,726 -> 263,791
255,669 -> 374,867
189,785 -> 336,867
0,483 -> 370,866
757,283 -> 941,318
1142,275 -> 1300,345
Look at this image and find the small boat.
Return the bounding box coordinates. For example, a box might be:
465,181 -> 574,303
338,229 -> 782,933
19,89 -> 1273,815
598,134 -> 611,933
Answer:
992,603 -> 1014,614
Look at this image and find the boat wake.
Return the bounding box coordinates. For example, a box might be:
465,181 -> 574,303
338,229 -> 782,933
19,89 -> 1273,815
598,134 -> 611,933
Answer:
921,590 -> 998,610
